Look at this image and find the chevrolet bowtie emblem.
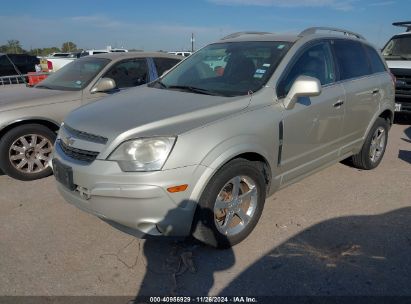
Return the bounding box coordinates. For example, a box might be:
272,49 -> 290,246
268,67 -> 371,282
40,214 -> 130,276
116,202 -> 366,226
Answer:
63,136 -> 75,147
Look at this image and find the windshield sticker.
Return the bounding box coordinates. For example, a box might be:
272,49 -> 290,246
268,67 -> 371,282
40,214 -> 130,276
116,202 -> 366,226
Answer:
263,63 -> 271,67
75,80 -> 82,86
278,44 -> 285,49
255,69 -> 266,74
253,73 -> 264,79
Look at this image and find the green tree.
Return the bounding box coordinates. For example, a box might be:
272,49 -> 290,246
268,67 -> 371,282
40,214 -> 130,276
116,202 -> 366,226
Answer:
28,47 -> 61,57
0,40 -> 25,54
61,41 -> 77,52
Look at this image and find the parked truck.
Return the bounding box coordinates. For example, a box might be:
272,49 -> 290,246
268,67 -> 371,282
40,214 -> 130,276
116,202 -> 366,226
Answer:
382,21 -> 411,114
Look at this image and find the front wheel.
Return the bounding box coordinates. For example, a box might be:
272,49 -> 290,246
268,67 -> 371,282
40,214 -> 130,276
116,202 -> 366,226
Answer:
0,124 -> 56,181
192,159 -> 266,248
350,117 -> 389,170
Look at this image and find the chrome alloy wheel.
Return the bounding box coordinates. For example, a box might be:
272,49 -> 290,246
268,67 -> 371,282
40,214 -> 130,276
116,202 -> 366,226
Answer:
214,175 -> 258,236
369,126 -> 386,163
8,134 -> 53,174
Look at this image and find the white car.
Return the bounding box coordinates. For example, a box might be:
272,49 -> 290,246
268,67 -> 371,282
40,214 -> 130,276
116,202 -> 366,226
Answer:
382,21 -> 411,114
168,51 -> 192,57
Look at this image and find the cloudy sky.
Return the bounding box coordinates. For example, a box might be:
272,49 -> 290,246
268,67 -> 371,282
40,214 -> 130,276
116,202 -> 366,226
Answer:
0,0 -> 409,51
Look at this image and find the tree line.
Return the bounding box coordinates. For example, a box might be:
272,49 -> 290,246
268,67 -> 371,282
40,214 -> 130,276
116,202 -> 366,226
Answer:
0,40 -> 78,56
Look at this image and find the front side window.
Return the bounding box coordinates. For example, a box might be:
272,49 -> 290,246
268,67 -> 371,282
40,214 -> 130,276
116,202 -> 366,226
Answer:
36,57 -> 110,91
153,41 -> 292,97
382,35 -> 411,59
333,40 -> 371,81
104,59 -> 148,88
278,41 -> 335,97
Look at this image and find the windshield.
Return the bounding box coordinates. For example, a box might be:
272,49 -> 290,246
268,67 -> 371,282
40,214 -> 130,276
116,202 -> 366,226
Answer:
152,41 -> 292,97
36,57 -> 110,91
382,35 -> 411,59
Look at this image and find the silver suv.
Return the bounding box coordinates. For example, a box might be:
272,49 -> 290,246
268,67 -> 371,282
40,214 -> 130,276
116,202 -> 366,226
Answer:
53,27 -> 395,248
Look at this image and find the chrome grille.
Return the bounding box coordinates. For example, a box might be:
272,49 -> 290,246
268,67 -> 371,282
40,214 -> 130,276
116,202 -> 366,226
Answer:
58,140 -> 99,163
63,124 -> 108,144
391,68 -> 411,100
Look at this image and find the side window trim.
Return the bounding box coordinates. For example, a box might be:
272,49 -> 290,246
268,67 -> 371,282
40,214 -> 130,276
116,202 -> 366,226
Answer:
276,39 -> 336,98
329,39 -> 341,83
147,57 -> 158,81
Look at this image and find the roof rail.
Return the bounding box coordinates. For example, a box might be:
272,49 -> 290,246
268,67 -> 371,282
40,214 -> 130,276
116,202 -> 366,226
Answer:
393,21 -> 411,32
299,27 -> 365,40
221,31 -> 272,40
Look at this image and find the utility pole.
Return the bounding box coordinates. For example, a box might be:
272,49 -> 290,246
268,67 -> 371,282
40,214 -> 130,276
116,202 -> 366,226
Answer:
191,33 -> 195,52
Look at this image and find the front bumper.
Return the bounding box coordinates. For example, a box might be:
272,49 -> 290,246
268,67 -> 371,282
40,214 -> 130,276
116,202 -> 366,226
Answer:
53,145 -> 208,237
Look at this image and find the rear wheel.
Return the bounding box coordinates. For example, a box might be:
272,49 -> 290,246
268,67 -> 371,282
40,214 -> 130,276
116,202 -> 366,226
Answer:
0,124 -> 56,181
192,159 -> 266,248
351,118 -> 389,170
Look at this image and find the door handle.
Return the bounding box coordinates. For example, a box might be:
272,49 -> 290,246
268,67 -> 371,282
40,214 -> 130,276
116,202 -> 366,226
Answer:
372,88 -> 380,94
333,100 -> 344,108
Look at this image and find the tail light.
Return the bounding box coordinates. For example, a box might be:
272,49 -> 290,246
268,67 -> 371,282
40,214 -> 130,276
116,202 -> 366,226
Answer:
47,60 -> 53,71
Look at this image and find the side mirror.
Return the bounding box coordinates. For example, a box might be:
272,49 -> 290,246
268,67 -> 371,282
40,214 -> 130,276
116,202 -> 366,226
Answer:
283,76 -> 321,110
90,77 -> 116,93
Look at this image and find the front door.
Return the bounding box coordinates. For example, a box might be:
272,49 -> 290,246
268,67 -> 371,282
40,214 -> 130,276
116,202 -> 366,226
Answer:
277,41 -> 345,185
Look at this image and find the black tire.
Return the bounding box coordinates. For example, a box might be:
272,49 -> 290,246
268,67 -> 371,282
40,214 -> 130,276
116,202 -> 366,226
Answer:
0,124 -> 56,181
192,158 -> 266,249
351,117 -> 389,170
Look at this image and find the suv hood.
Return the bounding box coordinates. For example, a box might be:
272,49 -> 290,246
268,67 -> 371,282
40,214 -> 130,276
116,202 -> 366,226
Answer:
64,86 -> 250,142
0,85 -> 80,111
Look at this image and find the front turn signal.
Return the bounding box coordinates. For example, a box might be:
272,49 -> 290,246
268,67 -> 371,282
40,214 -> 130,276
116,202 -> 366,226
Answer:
167,184 -> 188,193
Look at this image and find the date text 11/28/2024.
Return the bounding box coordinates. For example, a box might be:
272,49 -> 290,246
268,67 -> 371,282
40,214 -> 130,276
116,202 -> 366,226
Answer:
148,296 -> 258,303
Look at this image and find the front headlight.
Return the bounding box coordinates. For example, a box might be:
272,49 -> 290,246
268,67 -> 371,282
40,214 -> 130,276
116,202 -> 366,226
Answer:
108,137 -> 176,172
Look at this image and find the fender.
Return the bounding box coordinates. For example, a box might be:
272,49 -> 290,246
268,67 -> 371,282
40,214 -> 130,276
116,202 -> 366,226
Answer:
363,105 -> 394,141
188,136 -> 279,203
0,116 -> 60,137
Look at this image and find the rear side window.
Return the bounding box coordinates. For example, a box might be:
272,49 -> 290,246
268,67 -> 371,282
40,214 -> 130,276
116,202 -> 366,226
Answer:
333,40 -> 371,80
364,45 -> 386,73
153,57 -> 181,76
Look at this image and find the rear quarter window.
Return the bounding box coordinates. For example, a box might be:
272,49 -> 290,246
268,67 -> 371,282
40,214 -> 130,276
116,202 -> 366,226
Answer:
333,40 -> 371,80
153,57 -> 181,76
364,45 -> 386,73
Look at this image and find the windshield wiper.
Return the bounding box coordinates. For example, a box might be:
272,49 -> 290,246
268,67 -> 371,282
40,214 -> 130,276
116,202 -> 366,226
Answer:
167,85 -> 221,96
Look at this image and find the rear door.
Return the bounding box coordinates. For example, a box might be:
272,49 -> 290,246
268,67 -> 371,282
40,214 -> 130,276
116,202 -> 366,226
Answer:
278,40 -> 346,184
332,40 -> 380,154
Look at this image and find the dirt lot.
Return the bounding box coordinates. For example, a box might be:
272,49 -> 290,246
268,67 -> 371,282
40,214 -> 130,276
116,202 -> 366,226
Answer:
0,122 -> 410,298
